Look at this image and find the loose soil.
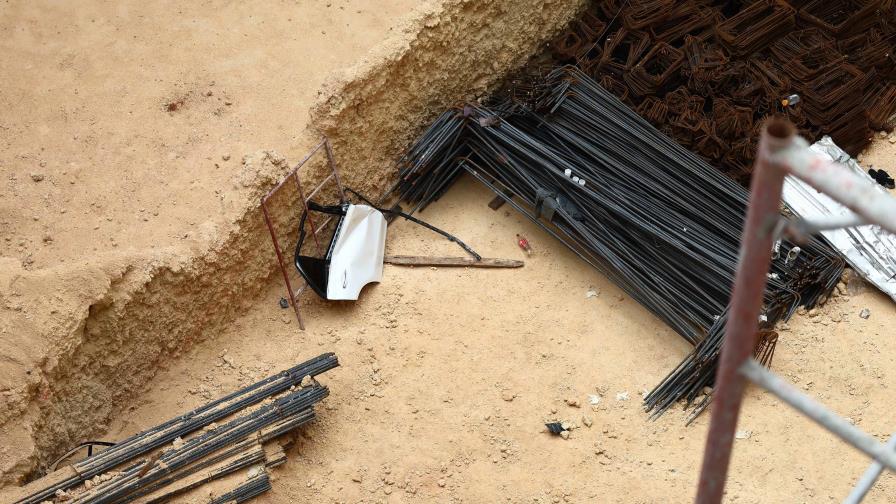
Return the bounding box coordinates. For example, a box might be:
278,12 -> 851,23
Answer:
2,0 -> 896,502
0,0 -> 586,487
106,178 -> 896,503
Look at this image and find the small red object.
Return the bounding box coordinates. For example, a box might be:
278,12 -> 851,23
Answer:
516,234 -> 532,255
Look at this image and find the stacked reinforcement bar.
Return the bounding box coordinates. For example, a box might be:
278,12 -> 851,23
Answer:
16,353 -> 339,504
388,67 -> 842,418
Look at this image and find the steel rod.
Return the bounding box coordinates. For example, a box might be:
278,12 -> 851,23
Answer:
695,118 -> 793,504
843,433 -> 896,504
740,359 -> 896,473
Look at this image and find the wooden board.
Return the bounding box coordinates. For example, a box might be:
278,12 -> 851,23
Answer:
383,255 -> 523,268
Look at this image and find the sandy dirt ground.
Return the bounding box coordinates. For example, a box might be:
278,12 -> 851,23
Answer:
0,0 -> 420,271
104,176 -> 896,503
0,0 -> 587,485
3,1 -> 896,502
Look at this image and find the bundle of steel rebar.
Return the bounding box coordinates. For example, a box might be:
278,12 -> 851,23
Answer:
388,66 -> 842,418
15,353 -> 339,504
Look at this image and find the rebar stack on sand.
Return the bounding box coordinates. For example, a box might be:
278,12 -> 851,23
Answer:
386,67 -> 843,419
12,353 -> 339,504
549,0 -> 896,184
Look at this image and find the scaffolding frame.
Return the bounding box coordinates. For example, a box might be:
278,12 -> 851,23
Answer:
695,118 -> 896,503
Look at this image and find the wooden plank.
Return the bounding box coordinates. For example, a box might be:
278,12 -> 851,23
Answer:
383,255 -> 523,268
488,188 -> 515,210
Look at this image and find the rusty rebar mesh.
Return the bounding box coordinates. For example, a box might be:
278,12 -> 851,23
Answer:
865,81 -> 896,129
624,42 -> 685,96
799,0 -> 884,36
715,0 -> 797,56
598,28 -> 652,77
545,0 -> 896,181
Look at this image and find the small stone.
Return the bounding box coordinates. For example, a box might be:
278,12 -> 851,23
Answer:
560,430 -> 570,440
42,234 -> 53,243
588,394 -> 601,405
172,436 -> 184,449
561,421 -> 571,431
860,308 -> 871,319
351,473 -> 362,483
582,416 -> 593,428
501,390 -> 515,402
222,154 -> 231,161
807,308 -> 819,318
301,375 -> 314,387
437,479 -> 446,487
702,386 -> 713,396
735,430 -> 751,440
565,398 -> 581,408
615,392 -> 629,401
889,136 -> 896,144
31,173 -> 44,182
585,287 -> 599,299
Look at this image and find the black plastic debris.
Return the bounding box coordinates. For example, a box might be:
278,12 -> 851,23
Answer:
279,297 -> 289,309
868,168 -> 895,189
545,422 -> 565,435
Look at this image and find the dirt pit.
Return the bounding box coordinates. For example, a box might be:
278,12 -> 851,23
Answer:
95,177 -> 896,504
3,0 -> 896,502
0,0 -> 586,491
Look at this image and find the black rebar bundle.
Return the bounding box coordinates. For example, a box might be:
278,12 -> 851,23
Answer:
388,67 -> 842,419
208,474 -> 272,504
19,353 -> 339,504
74,387 -> 327,503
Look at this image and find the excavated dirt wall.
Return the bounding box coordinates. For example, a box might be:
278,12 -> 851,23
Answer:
0,0 -> 585,487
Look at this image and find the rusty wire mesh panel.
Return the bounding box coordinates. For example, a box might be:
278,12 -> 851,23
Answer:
541,0 -> 896,181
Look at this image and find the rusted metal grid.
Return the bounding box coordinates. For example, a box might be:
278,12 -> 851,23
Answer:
547,0 -> 896,184
260,137 -> 346,330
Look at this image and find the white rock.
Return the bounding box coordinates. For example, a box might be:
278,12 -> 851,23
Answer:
615,392 -> 629,401
735,430 -> 751,440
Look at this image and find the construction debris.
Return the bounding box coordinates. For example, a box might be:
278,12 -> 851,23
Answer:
12,353 -> 339,504
868,167 -> 895,189
782,137 -> 896,303
516,234 -> 532,255
386,66 -> 842,419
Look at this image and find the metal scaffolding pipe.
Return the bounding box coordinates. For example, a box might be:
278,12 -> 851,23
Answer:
843,432 -> 896,504
695,118 -> 794,504
739,359 -> 896,473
